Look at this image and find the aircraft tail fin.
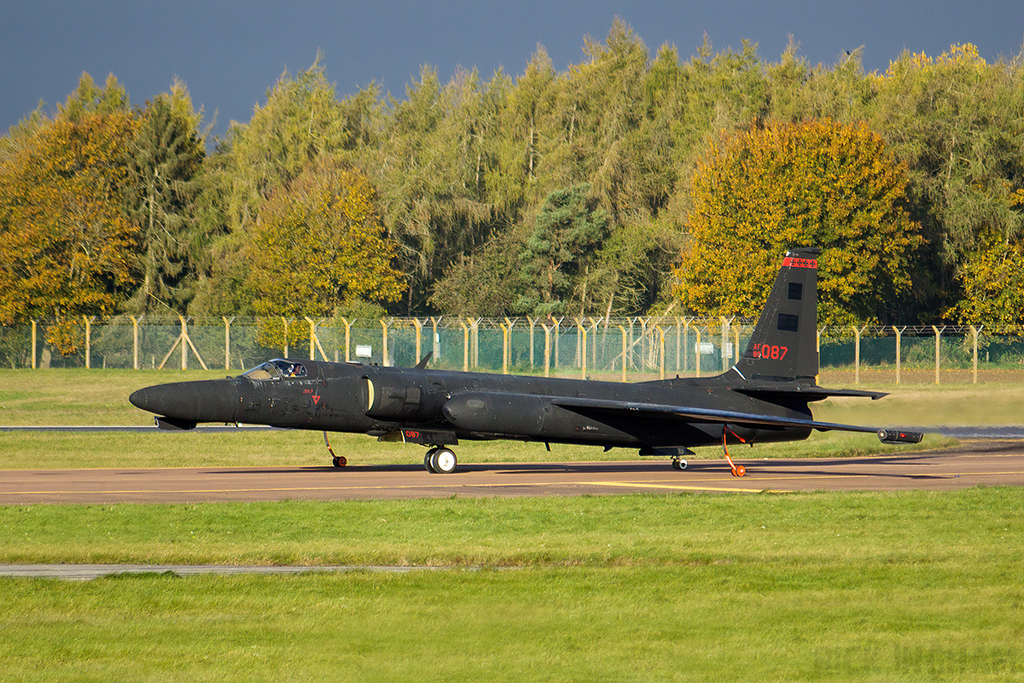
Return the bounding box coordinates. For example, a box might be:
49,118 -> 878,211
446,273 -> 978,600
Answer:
734,248 -> 821,383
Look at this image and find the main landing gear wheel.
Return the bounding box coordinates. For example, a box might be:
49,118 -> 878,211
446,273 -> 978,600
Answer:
671,458 -> 688,471
428,447 -> 457,474
424,448 -> 438,473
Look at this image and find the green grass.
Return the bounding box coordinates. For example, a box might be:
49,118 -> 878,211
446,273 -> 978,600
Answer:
1,369 -> 1020,681
4,565 -> 1022,682
2,489 -> 1023,682
2,489 -> 1020,567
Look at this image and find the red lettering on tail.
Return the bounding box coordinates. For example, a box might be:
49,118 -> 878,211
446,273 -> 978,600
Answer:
783,257 -> 817,269
752,344 -> 789,360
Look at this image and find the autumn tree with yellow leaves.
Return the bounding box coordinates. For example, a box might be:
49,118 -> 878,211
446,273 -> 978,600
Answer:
0,75 -> 140,352
246,161 -> 405,347
674,119 -> 924,324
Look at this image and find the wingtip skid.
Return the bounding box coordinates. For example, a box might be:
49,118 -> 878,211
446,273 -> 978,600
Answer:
877,429 -> 924,445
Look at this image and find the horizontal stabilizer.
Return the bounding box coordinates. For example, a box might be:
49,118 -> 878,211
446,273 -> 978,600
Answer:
733,385 -> 887,401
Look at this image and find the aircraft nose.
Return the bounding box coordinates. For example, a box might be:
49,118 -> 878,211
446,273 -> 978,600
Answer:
129,379 -> 239,423
129,388 -> 147,410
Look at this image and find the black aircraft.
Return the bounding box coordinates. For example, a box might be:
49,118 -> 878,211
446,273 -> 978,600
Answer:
129,248 -> 922,476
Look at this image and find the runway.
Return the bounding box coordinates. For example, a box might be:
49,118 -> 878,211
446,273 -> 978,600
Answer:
3,442 -> 1023,504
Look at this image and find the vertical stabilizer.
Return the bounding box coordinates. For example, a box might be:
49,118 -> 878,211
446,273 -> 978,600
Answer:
735,248 -> 820,382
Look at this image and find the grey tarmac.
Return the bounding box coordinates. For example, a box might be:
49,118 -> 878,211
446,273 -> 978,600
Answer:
2,441 -> 1023,505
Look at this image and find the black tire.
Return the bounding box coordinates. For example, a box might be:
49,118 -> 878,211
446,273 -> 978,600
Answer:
429,448 -> 457,474
423,448 -> 438,473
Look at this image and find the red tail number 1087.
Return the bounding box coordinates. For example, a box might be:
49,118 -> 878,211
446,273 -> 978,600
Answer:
752,343 -> 788,360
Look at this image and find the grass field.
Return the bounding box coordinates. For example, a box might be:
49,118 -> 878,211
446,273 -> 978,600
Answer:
2,490 -> 1023,681
1,369 -> 1022,681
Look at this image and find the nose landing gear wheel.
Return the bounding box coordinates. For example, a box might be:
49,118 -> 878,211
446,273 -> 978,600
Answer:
324,432 -> 347,468
671,458 -> 688,471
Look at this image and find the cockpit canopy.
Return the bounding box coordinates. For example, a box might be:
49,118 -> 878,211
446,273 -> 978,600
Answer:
241,359 -> 308,381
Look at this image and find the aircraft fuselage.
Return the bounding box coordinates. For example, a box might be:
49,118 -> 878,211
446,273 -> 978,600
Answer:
130,359 -> 812,451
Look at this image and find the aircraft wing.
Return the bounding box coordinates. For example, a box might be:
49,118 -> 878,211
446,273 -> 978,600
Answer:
551,396 -> 886,435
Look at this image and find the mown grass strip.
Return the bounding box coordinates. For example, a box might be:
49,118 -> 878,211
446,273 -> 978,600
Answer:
2,484 -> 1022,681
2,488 -> 1020,567
2,562 -> 1022,682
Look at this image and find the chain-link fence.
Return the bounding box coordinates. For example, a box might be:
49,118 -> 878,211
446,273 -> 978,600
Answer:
3,316 -> 1023,384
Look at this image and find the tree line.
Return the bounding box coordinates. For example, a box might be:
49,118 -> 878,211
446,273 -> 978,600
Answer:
2,20 -> 1023,354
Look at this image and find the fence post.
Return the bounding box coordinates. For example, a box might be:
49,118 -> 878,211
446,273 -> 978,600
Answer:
733,325 -> 742,363
932,325 -> 945,384
223,317 -> 233,370
622,319 -> 630,374
500,321 -> 509,375
131,315 -> 142,370
657,325 -> 666,380
83,316 -> 92,369
460,320 -> 470,372
281,317 -> 289,359
892,325 -> 901,385
181,316 -> 189,370
413,318 -> 424,363
720,317 -> 733,372
505,317 -> 515,369
471,319 -> 481,369
380,319 -> 390,367
525,318 -> 535,369
339,318 -> 353,362
694,328 -> 702,378
674,317 -> 682,373
853,325 -> 862,384
618,325 -> 627,382
970,325 -> 981,384
31,320 -> 38,369
307,317 -> 316,360
541,324 -> 552,378
552,318 -> 562,370
682,318 -> 691,373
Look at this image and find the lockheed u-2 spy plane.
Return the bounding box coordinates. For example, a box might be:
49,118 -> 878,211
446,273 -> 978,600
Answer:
129,248 -> 922,476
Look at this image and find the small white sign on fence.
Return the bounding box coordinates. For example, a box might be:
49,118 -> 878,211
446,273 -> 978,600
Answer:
697,342 -> 715,355
355,345 -> 373,358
